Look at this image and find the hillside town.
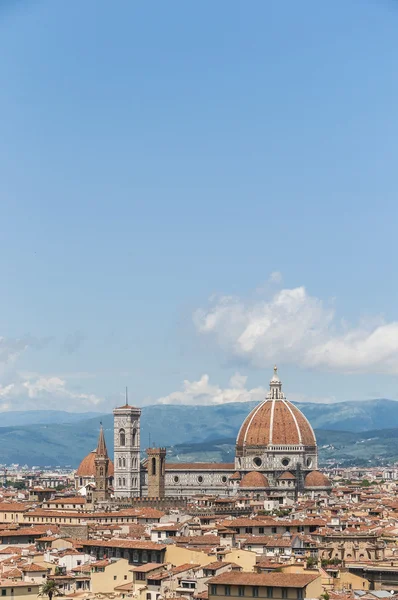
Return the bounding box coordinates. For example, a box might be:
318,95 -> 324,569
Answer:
0,370 -> 397,600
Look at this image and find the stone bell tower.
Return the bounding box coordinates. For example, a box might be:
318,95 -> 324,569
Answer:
146,448 -> 166,498
113,389 -> 141,498
93,424 -> 110,502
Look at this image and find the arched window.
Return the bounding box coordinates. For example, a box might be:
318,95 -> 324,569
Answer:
151,457 -> 156,476
118,478 -> 122,487
122,477 -> 126,486
132,428 -> 137,446
119,429 -> 126,446
118,458 -> 122,468
99,467 -> 104,476
122,457 -> 126,468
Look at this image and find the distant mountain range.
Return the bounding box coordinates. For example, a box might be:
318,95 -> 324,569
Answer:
1,399 -> 398,467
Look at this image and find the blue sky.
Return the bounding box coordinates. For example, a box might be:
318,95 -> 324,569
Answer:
1,0 -> 398,411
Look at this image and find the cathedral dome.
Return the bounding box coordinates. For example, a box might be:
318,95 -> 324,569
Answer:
304,471 -> 331,488
76,450 -> 114,477
239,471 -> 269,488
236,367 -> 316,451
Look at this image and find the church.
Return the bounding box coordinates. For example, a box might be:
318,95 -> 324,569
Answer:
76,367 -> 331,500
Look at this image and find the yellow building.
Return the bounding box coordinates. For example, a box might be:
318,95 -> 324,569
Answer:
90,558 -> 131,594
0,581 -> 41,600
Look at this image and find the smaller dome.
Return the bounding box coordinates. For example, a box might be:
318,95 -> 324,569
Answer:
239,471 -> 269,489
305,471 -> 331,488
76,450 -> 114,477
278,471 -> 296,480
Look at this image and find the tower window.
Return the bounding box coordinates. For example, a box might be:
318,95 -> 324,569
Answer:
122,458 -> 126,468
119,429 -> 126,446
151,457 -> 156,476
122,478 -> 126,486
132,428 -> 137,446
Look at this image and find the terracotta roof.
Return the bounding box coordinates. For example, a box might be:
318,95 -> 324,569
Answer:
0,580 -> 40,588
4,568 -> 22,578
46,497 -> 86,505
239,472 -> 269,489
204,561 -> 234,570
305,471 -> 332,488
0,503 -> 29,512
76,450 -> 114,477
236,396 -> 316,449
21,563 -> 48,572
82,539 -> 166,550
131,563 -> 167,572
207,572 -> 320,588
278,471 -> 296,480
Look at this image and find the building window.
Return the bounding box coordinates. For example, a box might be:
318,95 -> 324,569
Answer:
198,475 -> 203,483
272,527 -> 277,534
282,589 -> 288,599
114,576 -> 117,581
174,476 -> 179,483
245,527 -> 253,534
122,458 -> 126,468
267,588 -> 273,598
1,591 -> 6,596
259,527 -> 264,534
297,590 -> 303,600
222,476 -> 227,483
211,585 -> 217,595
238,587 -> 245,597
119,429 -> 126,446
152,457 -> 156,476
132,428 -> 137,446
225,586 -> 231,596
147,594 -> 151,600
123,478 -> 126,486
252,588 -> 259,598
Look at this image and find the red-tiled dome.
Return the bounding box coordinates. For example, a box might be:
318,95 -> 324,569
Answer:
278,471 -> 296,480
236,368 -> 316,450
76,450 -> 114,477
304,471 -> 331,488
239,471 -> 269,488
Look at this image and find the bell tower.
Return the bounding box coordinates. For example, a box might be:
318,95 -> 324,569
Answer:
113,389 -> 141,498
93,424 -> 110,503
146,448 -> 166,498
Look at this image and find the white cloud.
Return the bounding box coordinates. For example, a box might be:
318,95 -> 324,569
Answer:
23,376 -> 101,406
156,373 -> 267,405
269,271 -> 282,284
0,336 -> 103,411
194,283 -> 398,374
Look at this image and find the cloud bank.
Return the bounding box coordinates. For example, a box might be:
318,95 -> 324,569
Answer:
0,336 -> 102,411
194,282 -> 398,374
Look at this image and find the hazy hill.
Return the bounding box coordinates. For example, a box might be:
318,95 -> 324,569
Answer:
0,410 -> 102,427
1,398 -> 398,467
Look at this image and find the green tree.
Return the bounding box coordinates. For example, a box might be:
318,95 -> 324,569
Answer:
40,580 -> 60,600
306,556 -> 317,569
